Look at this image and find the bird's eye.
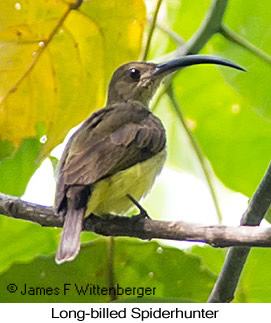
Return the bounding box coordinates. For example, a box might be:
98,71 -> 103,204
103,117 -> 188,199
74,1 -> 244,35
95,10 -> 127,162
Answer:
129,68 -> 141,81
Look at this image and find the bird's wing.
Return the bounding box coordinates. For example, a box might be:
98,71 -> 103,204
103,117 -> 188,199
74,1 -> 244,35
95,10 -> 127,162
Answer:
55,102 -> 166,211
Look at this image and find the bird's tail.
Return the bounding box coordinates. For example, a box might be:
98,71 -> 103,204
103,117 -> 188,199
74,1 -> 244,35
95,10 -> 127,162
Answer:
55,207 -> 85,264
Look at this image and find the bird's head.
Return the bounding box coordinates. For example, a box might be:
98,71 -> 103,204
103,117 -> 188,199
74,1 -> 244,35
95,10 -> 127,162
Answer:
107,55 -> 245,106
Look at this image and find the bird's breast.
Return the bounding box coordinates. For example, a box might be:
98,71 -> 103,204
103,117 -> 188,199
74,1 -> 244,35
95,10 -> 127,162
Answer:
86,149 -> 167,216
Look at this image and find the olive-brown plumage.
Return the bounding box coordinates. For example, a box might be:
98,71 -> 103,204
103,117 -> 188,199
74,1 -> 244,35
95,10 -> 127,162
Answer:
55,62 -> 166,264
55,55 -> 244,264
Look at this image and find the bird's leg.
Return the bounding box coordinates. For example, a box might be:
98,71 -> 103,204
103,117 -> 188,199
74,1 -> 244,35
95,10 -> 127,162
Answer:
126,194 -> 151,220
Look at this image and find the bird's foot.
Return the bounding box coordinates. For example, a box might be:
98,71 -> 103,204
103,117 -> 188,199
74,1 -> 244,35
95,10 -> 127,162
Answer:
126,194 -> 151,221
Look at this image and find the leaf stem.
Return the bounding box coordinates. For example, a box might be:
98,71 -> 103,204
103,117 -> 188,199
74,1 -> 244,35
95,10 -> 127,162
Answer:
167,85 -> 223,223
220,24 -> 271,66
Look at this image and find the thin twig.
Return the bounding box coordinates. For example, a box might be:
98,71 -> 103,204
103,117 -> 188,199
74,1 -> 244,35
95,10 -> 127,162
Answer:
152,0 -> 230,222
167,85 -> 223,223
107,236 -> 116,302
155,22 -> 185,47
150,83 -> 168,113
141,0 -> 163,61
178,0 -> 229,56
220,24 -> 271,66
208,162 -> 271,303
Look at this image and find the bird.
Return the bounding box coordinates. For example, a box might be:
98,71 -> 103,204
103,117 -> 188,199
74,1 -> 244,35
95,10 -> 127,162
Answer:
55,55 -> 244,264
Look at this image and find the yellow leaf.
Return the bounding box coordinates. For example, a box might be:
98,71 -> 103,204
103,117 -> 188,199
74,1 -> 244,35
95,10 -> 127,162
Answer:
0,0 -> 146,158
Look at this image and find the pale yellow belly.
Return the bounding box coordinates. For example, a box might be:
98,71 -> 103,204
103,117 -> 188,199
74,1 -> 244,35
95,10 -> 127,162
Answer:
86,149 -> 166,216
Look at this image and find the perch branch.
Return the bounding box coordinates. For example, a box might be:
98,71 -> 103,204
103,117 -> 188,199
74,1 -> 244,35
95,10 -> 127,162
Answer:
1,192 -> 271,248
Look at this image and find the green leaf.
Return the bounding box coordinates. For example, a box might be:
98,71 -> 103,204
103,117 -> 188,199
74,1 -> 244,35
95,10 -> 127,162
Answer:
190,246 -> 226,276
161,0 -> 271,197
167,0 -> 211,41
264,206 -> 271,223
154,95 -> 207,177
0,239 -> 216,302
0,217 -> 58,274
235,248 -> 271,302
171,67 -> 271,197
211,0 -> 271,121
0,140 -> 16,160
0,215 -> 98,275
0,137 -> 42,196
190,246 -> 271,302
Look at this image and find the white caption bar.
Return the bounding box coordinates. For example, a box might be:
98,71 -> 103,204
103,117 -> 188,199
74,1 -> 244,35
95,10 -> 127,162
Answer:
0,303 -> 267,322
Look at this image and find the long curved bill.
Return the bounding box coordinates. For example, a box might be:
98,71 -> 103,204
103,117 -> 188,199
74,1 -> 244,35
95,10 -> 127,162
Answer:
152,54 -> 245,77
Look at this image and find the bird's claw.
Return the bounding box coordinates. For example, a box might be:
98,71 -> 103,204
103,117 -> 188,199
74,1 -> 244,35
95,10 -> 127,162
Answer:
126,194 -> 151,221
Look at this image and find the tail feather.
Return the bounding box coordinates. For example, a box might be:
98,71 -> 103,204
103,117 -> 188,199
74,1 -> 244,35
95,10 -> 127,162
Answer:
55,208 -> 85,264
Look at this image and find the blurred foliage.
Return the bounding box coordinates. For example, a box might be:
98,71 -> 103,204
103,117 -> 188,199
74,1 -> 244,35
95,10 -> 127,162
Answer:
0,0 -> 146,194
191,246 -> 271,302
0,0 -> 270,303
0,239 -> 215,302
157,0 -> 271,197
0,138 -> 41,196
172,67 -> 270,197
235,248 -> 271,302
215,0 -> 271,121
0,217 -> 59,274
